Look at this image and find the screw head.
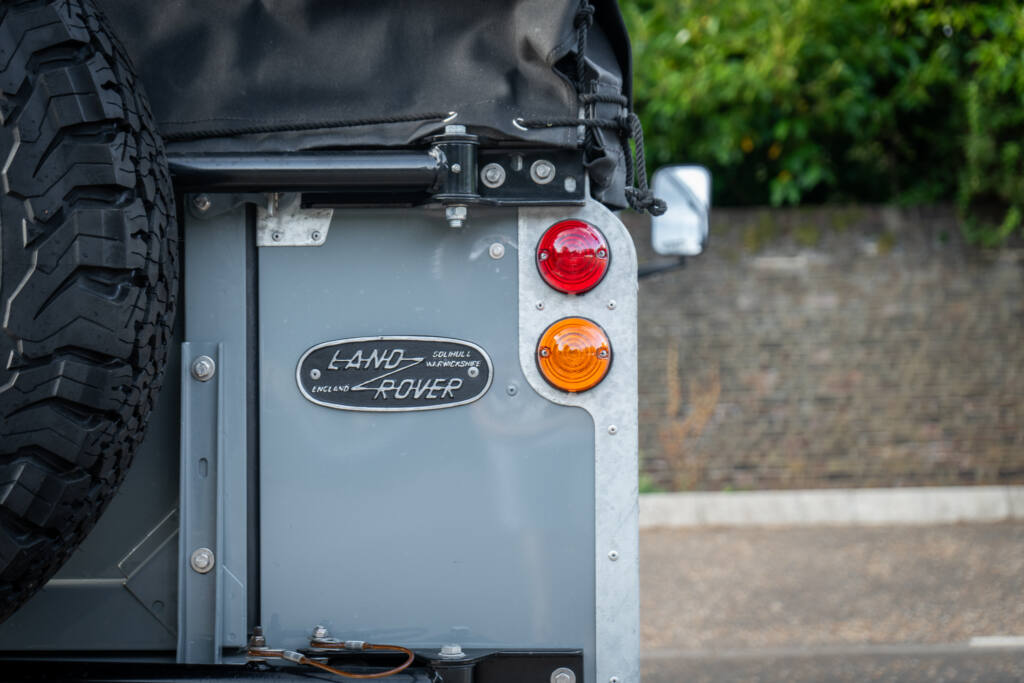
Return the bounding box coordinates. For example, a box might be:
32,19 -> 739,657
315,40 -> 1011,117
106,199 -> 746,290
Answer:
506,384 -> 518,396
190,547 -> 215,574
451,162 -> 462,174
608,550 -> 619,561
536,301 -> 545,310
530,159 -> 556,184
538,249 -> 550,261
607,300 -> 617,310
597,349 -> 609,359
489,242 -> 506,259
312,625 -> 329,640
192,194 -> 212,212
310,230 -> 322,242
539,347 -> 551,358
608,425 -> 618,435
271,230 -> 283,242
310,368 -> 321,380
191,355 -> 216,382
445,124 -> 467,135
467,366 -> 480,378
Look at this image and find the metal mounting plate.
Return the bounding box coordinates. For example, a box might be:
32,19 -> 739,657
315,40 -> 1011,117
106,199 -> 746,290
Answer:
256,194 -> 333,247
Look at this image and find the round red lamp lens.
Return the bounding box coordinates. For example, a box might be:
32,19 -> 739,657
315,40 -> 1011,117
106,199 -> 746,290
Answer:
536,219 -> 610,294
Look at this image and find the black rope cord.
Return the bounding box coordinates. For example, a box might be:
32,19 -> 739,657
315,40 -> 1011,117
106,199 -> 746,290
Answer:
163,111 -> 455,143
517,0 -> 666,215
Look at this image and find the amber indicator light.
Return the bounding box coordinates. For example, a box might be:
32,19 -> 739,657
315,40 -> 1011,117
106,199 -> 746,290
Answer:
536,317 -> 612,392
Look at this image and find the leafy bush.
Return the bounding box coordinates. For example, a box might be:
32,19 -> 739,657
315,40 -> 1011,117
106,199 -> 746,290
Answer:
622,0 -> 1024,244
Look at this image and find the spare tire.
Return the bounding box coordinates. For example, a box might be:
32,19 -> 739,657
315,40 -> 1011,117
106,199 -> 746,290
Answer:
0,0 -> 177,621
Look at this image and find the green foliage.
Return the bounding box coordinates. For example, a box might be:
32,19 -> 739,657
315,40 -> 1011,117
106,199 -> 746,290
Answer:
622,0 -> 1024,244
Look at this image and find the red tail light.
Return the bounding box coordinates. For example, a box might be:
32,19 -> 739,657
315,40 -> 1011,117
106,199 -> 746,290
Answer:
536,219 -> 609,294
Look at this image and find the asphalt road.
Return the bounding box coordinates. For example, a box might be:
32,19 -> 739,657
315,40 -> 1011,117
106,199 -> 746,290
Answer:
639,523 -> 1024,680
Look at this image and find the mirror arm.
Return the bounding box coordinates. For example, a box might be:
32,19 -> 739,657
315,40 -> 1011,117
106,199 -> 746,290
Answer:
637,256 -> 686,280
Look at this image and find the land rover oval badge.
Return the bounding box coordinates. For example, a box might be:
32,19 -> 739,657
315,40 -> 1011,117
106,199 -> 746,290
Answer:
296,336 -> 493,412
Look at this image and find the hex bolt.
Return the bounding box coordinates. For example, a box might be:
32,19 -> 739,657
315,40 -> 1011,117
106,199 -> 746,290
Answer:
312,625 -> 329,640
607,300 -> 617,310
489,242 -> 506,259
608,550 -> 619,561
191,355 -> 216,382
438,643 -> 465,659
481,163 -> 507,188
445,205 -> 468,229
451,162 -> 462,174
271,230 -> 283,242
445,124 -> 467,135
192,194 -> 212,213
551,668 -> 577,683
530,159 -> 556,185
190,547 -> 215,574
248,625 -> 267,649
608,425 -> 618,435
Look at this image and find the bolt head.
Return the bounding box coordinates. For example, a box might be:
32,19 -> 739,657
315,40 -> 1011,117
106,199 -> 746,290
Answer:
531,159 -> 556,184
192,194 -> 212,212
481,163 -> 507,188
312,625 -> 329,640
191,355 -> 216,382
489,242 -> 506,259
439,643 -> 465,659
539,347 -> 551,358
451,162 -> 462,174
271,230 -> 283,242
190,547 -> 215,574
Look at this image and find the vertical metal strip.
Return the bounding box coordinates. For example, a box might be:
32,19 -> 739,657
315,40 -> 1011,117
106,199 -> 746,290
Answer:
178,204 -> 251,662
177,342 -> 221,663
518,201 -> 641,683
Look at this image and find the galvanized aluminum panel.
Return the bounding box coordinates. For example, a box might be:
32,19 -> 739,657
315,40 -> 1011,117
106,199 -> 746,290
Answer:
518,202 -> 640,683
258,208 -> 596,667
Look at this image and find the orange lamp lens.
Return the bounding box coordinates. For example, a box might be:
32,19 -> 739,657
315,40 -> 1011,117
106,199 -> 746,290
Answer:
536,317 -> 612,392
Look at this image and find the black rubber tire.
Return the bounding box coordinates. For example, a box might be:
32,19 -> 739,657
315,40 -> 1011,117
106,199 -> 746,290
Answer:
0,0 -> 177,622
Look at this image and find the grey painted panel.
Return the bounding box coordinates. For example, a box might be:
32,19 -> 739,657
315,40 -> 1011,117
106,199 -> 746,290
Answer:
259,208 -> 595,659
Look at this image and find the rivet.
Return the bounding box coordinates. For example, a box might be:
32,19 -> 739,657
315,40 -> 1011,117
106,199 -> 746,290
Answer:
506,384 -> 518,396
536,301 -> 545,310
451,163 -> 462,174
271,230 -> 283,242
489,242 -> 506,259
608,550 -> 619,561
310,368 -> 321,380
607,300 -> 617,310
608,425 -> 618,435
311,230 -> 322,242
468,366 -> 480,378
539,347 -> 551,358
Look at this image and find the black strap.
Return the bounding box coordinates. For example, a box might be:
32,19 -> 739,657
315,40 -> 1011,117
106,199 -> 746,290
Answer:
518,1 -> 666,216
163,112 -> 453,143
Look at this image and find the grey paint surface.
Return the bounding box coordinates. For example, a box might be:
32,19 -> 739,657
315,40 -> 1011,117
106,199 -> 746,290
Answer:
258,208 -> 596,660
177,205 -> 251,660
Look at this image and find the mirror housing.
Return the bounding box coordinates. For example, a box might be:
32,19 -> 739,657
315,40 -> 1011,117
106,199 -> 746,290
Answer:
650,165 -> 711,256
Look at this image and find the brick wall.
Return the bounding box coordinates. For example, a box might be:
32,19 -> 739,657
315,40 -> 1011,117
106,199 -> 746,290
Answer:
626,206 -> 1024,491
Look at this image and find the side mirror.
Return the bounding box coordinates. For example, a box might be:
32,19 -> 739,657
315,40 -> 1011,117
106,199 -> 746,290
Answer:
650,165 -> 711,256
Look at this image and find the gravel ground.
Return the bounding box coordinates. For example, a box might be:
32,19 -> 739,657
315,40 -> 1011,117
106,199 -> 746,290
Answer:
640,523 -> 1024,651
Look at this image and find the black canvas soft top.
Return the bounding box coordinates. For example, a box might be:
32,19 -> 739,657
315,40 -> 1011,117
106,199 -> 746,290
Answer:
97,0 -> 637,208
